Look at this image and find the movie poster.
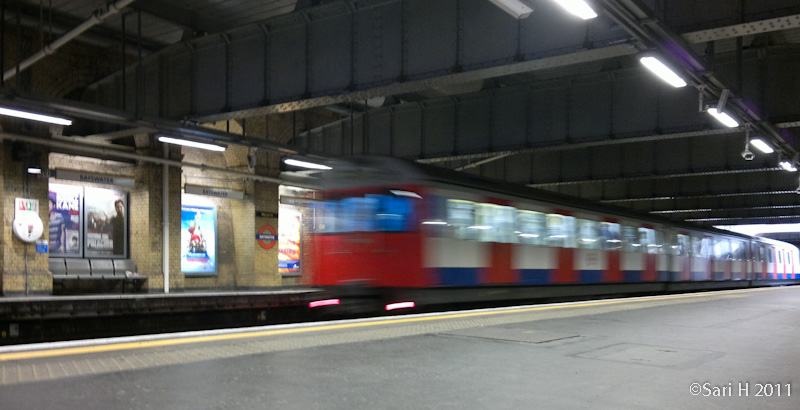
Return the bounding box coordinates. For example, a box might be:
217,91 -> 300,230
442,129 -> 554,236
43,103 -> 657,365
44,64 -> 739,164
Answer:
181,204 -> 217,275
48,184 -> 83,257
279,210 -> 301,275
84,187 -> 128,258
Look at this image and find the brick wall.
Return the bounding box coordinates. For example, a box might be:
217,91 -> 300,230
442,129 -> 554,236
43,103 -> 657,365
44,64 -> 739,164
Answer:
1,143 -> 51,296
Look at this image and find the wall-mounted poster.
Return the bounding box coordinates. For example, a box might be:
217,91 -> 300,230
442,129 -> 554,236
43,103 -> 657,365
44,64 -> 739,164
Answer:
84,187 -> 127,258
48,184 -> 83,257
181,204 -> 217,275
279,209 -> 301,275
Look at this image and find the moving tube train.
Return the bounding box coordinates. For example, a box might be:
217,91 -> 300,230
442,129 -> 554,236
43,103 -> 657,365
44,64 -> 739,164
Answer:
303,156 -> 800,311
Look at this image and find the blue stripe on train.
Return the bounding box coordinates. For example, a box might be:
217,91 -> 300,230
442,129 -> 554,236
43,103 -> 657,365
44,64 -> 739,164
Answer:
436,267 -> 479,286
580,270 -> 603,283
519,269 -> 550,285
692,271 -> 708,281
658,271 -> 670,282
624,271 -> 641,282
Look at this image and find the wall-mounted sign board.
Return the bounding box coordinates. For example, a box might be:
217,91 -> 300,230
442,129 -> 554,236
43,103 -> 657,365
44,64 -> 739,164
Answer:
185,185 -> 244,200
52,169 -> 134,187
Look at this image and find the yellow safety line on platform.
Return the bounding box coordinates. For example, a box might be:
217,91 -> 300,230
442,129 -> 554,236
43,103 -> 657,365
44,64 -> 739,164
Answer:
0,286 -> 780,362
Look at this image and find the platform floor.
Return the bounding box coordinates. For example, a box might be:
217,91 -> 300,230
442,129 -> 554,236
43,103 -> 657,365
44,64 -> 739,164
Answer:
1,286 -> 799,409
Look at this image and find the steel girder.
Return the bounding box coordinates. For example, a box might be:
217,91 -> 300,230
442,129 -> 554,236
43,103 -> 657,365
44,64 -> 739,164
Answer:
83,0 -> 633,121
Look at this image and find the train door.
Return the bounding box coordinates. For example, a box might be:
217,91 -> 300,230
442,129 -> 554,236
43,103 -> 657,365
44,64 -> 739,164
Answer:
620,225 -> 644,282
730,239 -> 745,280
599,221 -> 623,282
639,226 -> 661,281
776,247 -> 786,279
712,237 -> 732,280
767,245 -> 777,279
672,233 -> 691,281
754,242 -> 768,280
691,236 -> 712,281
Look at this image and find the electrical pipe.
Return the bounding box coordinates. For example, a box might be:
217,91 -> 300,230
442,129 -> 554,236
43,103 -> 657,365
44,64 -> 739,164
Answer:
3,0 -> 136,82
0,131 -> 295,186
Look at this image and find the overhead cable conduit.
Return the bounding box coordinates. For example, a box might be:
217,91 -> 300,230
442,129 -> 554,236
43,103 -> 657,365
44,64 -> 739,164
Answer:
3,0 -> 136,82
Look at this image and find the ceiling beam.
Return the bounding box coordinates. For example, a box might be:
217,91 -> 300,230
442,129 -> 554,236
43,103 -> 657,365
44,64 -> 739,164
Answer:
130,0 -> 229,35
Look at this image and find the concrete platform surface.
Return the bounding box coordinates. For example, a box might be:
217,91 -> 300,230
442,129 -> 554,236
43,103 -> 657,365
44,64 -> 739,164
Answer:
1,286 -> 799,409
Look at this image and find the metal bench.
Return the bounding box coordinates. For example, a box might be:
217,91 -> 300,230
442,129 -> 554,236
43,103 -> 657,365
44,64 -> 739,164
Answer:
113,259 -> 148,293
51,258 -> 146,294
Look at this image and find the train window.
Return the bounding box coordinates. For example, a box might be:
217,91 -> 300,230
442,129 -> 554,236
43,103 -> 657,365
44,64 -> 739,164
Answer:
365,195 -> 412,232
475,204 -> 517,243
546,214 -> 576,248
731,241 -> 744,260
622,226 -> 640,252
713,238 -> 731,260
655,231 -> 665,254
675,234 -> 691,256
691,237 -> 710,258
600,222 -> 622,251
495,205 -> 517,243
317,200 -> 341,233
577,219 -> 600,249
447,199 -> 477,240
767,247 -> 774,264
338,197 -> 379,232
517,210 -> 545,245
639,228 -> 661,254
316,194 -> 417,234
778,250 -> 783,264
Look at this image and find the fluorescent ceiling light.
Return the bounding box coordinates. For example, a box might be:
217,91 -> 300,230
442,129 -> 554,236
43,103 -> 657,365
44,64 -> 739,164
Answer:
639,56 -> 687,88
27,168 -> 41,174
750,138 -> 774,154
779,160 -> 797,172
488,0 -> 533,19
284,158 -> 332,170
551,0 -> 598,20
0,107 -> 72,125
158,136 -> 226,152
707,108 -> 739,128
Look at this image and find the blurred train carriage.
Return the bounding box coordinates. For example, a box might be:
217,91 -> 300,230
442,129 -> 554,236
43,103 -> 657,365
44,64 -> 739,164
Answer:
304,156 -> 800,311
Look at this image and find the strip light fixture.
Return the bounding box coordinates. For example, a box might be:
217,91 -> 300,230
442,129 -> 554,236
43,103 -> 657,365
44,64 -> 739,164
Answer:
284,158 -> 332,170
750,138 -> 774,154
639,55 -> 687,88
707,108 -> 739,128
0,107 -> 72,125
487,0 -> 533,19
158,136 -> 226,152
550,0 -> 598,20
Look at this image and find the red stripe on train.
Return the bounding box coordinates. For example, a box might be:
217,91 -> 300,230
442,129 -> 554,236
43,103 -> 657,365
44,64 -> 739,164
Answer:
484,242 -> 517,284
552,247 -> 577,283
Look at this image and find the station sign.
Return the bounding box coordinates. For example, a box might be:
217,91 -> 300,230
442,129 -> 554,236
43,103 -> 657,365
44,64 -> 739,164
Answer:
279,196 -> 323,208
185,184 -> 244,200
52,169 -> 134,187
256,211 -> 278,219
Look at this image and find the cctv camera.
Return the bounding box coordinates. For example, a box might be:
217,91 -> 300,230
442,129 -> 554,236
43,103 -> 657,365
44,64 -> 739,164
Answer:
741,149 -> 755,161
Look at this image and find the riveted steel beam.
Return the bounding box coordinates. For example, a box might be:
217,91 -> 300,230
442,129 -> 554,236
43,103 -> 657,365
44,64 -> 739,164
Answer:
682,14 -> 800,44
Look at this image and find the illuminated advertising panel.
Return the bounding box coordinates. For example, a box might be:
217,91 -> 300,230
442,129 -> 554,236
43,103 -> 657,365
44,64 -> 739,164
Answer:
279,209 -> 301,275
48,184 -> 83,257
84,187 -> 127,258
181,204 -> 217,275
